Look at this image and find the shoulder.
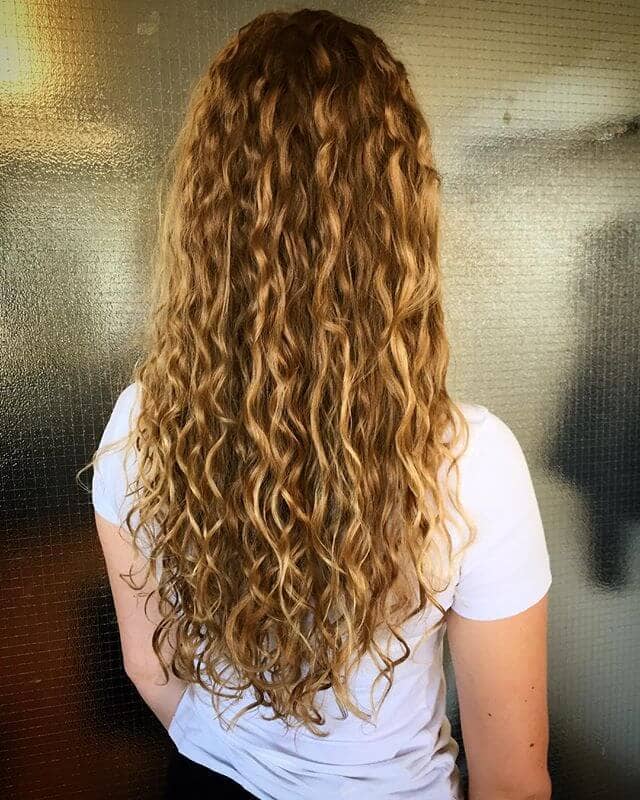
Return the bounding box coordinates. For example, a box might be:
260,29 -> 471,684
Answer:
449,400 -> 534,507
449,401 -> 543,555
99,382 -> 141,445
94,381 -> 142,487
448,399 -> 488,466
92,381 -> 141,525
112,381 -> 141,427
454,399 -> 527,467
454,399 -> 489,427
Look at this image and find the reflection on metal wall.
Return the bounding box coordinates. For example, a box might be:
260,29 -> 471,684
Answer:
1,0 -> 638,797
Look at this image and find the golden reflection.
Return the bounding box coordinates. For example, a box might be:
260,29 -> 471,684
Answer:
0,0 -> 49,92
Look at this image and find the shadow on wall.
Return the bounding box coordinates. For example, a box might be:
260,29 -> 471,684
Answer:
547,212 -> 640,798
550,214 -> 640,591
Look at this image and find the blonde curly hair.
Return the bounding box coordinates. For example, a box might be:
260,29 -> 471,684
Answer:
79,7 -> 476,737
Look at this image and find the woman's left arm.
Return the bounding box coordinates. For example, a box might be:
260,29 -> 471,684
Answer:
94,510 -> 188,730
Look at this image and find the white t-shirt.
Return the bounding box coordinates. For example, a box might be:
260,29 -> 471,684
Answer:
92,381 -> 552,800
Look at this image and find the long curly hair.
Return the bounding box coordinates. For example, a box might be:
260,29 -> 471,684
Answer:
80,7 -> 477,736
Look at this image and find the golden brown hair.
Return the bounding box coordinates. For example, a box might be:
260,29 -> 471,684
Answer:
79,7 -> 477,736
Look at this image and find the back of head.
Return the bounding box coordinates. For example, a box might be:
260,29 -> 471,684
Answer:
122,7 -> 473,736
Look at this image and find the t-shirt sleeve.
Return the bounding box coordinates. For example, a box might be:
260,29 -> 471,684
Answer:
91,382 -> 141,528
450,409 -> 552,621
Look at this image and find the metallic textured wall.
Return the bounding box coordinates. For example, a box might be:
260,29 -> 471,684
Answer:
1,1 -> 638,797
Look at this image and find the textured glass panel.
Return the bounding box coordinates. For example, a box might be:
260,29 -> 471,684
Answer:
1,1 -> 638,797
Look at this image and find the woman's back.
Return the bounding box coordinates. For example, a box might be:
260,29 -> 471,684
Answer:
92,382 -> 552,799
85,9 -> 553,798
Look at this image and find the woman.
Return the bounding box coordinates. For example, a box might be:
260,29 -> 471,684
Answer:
83,8 -> 553,800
